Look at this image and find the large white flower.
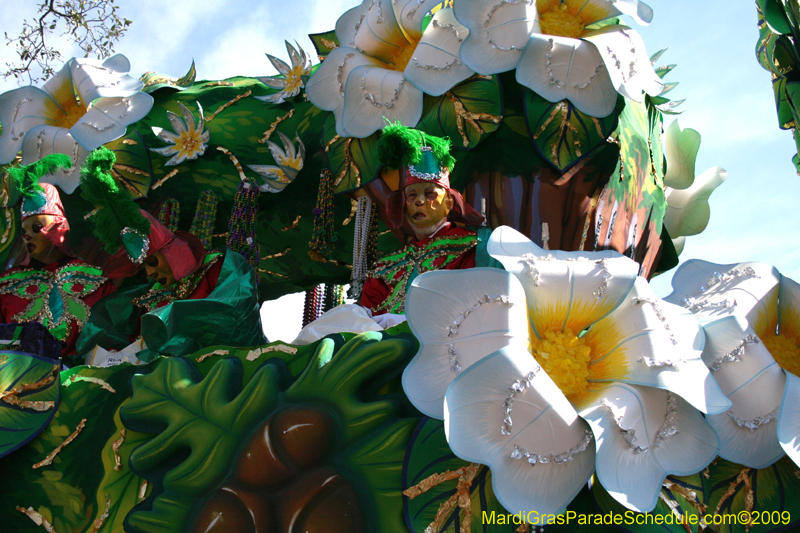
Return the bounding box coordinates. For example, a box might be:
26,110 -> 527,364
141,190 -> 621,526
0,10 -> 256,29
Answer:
306,0 -> 475,138
0,54 -> 153,193
403,226 -> 729,517
453,0 -> 662,117
665,260 -> 800,469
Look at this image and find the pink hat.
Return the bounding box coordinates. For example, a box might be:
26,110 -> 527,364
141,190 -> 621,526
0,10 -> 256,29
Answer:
104,210 -> 205,280
21,183 -> 75,257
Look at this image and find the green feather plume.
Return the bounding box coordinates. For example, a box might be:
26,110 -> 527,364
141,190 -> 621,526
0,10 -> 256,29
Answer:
80,147 -> 150,254
6,154 -> 72,198
377,122 -> 455,172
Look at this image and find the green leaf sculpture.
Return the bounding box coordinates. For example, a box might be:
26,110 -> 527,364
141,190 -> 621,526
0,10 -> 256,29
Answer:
0,351 -> 59,458
120,357 -> 280,531
140,61 -> 197,94
323,113 -> 382,194
704,457 -> 800,533
417,75 -> 503,151
403,417 -> 509,533
523,89 -> 620,172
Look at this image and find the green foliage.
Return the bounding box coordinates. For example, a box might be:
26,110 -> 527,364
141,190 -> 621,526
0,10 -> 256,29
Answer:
591,473 -> 707,533
141,61 -> 197,94
705,457 -> 800,533
0,362 -> 144,533
90,408 -> 153,533
417,74 -> 503,151
0,351 -> 59,459
403,418 -> 511,533
324,115 -> 383,194
102,130 -> 154,199
3,0 -> 132,84
120,357 -> 279,530
308,30 -> 340,59
524,89 -> 621,172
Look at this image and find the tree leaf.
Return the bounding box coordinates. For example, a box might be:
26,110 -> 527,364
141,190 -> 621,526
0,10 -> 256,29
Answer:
140,61 -> 196,94
402,417 -> 512,533
308,30 -> 340,60
524,90 -> 620,172
121,357 -> 280,531
284,331 -> 416,443
417,75 -> 503,151
91,406 -> 153,533
0,350 -> 59,459
705,457 -> 800,533
591,472 -> 707,533
105,129 -> 154,199
323,113 -> 382,194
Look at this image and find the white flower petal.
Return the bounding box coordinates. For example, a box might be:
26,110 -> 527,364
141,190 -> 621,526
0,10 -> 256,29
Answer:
702,317 -> 785,468
607,0 -> 654,25
488,225 -> 639,334
445,347 -> 595,516
0,86 -> 52,163
403,9 -> 475,96
586,277 -> 730,414
580,384 -> 718,512
664,166 -> 727,238
21,126 -> 86,194
306,47 -> 380,116
150,145 -> 180,156
664,260 -> 780,327
266,53 -> 292,77
516,34 -> 617,117
393,0 -> 444,41
101,53 -> 132,73
154,127 -> 179,144
340,65 -> 423,138
177,102 -> 197,133
778,371 -> 800,467
582,26 -> 663,101
337,0 -> 411,65
257,76 -> 289,90
455,0 -> 538,75
247,164 -> 283,180
70,55 -> 144,101
403,268 -> 529,418
69,92 -> 154,151
663,120 -> 701,190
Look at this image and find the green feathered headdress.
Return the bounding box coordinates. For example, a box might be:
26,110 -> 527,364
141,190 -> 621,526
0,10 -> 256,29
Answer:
5,154 -> 72,215
80,147 -> 151,260
377,122 -> 455,173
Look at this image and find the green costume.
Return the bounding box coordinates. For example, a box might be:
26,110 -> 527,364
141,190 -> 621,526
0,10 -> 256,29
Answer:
76,250 -> 266,362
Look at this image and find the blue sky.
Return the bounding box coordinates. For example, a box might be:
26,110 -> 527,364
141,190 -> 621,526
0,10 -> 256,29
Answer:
1,0 -> 797,340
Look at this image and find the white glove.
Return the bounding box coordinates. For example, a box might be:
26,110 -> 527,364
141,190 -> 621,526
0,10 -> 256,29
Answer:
373,312 -> 407,329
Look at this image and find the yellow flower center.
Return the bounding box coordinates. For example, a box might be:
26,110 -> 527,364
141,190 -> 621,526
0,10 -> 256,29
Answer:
763,333 -> 800,376
284,65 -> 306,94
177,130 -> 201,157
538,3 -> 586,39
530,327 -> 595,401
389,39 -> 420,71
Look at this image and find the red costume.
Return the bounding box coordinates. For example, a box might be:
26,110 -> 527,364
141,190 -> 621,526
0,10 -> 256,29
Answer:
360,223 -> 478,315
0,183 -> 115,356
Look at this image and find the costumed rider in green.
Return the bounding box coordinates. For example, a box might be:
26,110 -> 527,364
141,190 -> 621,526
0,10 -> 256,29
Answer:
293,123 -> 499,344
75,147 -> 266,365
0,155 -> 116,363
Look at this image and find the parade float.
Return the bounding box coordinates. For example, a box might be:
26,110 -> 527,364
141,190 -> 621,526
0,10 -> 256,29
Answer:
0,0 -> 798,532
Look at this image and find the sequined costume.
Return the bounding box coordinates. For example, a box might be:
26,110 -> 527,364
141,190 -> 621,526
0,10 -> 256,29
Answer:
0,259 -> 115,358
361,224 -> 502,315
